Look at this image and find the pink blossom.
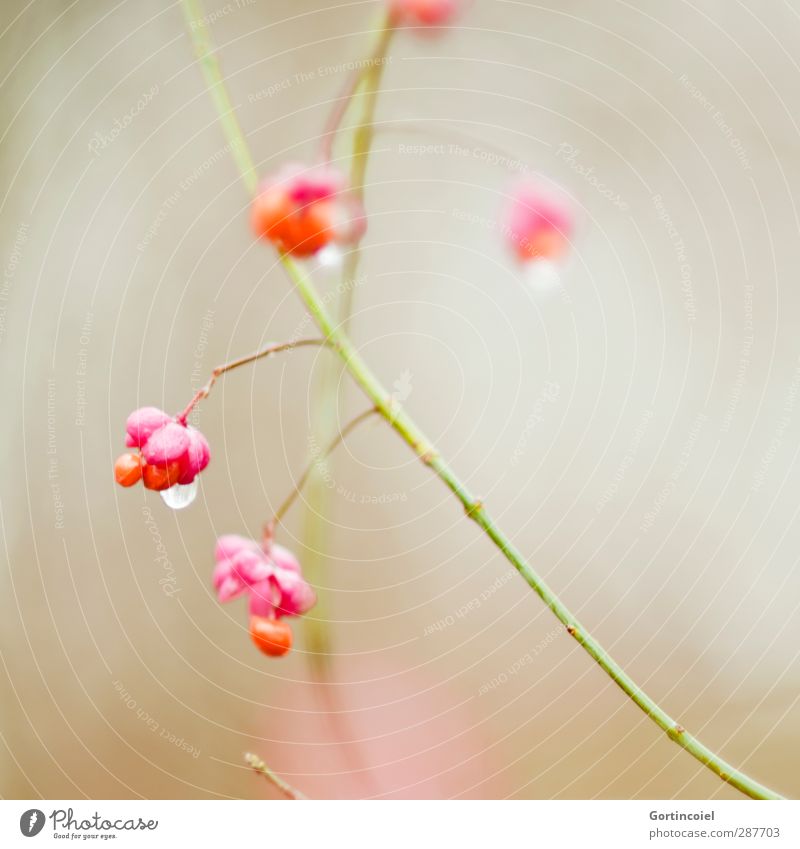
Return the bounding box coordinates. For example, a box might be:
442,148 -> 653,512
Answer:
213,535 -> 272,602
213,535 -> 316,618
273,162 -> 345,205
251,162 -> 366,257
141,421 -> 190,466
271,544 -> 301,574
505,179 -> 574,264
389,0 -> 464,29
125,406 -> 172,449
119,406 -> 210,490
180,427 -> 211,485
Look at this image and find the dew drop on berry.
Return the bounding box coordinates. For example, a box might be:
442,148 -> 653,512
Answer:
160,479 -> 199,510
522,258 -> 562,296
315,243 -> 343,270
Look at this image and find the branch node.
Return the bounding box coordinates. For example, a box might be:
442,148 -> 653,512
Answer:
465,498 -> 483,518
245,752 -> 307,800
420,449 -> 438,466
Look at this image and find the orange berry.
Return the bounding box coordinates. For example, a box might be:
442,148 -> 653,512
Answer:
272,211 -> 302,253
114,452 -> 142,487
251,187 -> 293,241
249,616 -> 293,657
518,228 -> 568,262
291,201 -> 335,256
142,461 -> 182,491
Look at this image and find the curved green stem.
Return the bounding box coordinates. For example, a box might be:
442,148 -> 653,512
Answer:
181,0 -> 258,195
279,256 -> 783,801
320,13 -> 394,165
181,0 -> 785,801
339,17 -> 393,329
303,14 -> 393,667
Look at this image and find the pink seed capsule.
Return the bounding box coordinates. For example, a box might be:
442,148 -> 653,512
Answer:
390,0 -> 463,28
506,179 -> 574,264
251,163 -> 365,257
118,407 -> 211,495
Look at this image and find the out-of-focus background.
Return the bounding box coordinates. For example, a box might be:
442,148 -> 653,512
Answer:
1,0 -> 799,800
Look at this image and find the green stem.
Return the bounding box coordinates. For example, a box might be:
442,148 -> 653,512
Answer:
279,255 -> 783,802
339,19 -> 394,329
302,15 -> 394,666
299,375 -> 340,663
181,0 -> 785,801
320,13 -> 394,164
346,26 -> 392,192
181,0 -> 258,195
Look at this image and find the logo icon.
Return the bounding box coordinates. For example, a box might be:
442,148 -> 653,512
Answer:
391,369 -> 414,404
19,809 -> 45,837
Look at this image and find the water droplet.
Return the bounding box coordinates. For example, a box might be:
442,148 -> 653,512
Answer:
316,243 -> 343,270
523,259 -> 562,295
160,479 -> 198,510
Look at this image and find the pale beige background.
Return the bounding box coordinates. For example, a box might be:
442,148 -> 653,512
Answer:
1,0 -> 798,799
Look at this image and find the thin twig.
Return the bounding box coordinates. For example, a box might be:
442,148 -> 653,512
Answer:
182,0 -> 785,801
319,14 -> 395,163
245,752 -> 307,800
266,407 -> 378,537
177,338 -> 328,423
